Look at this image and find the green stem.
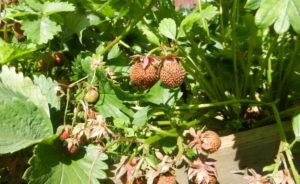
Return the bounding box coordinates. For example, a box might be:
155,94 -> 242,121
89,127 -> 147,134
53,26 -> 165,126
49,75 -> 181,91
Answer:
271,104 -> 286,141
265,36 -> 278,87
271,104 -> 300,182
286,149 -> 300,183
290,138 -> 300,149
146,46 -> 161,56
176,136 -> 184,160
63,89 -> 70,126
148,125 -> 178,137
72,103 -> 80,127
179,47 -> 217,100
68,76 -> 88,88
231,0 -> 239,98
175,99 -> 271,110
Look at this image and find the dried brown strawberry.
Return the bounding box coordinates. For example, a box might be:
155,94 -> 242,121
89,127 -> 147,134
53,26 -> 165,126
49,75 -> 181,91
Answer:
57,125 -> 72,141
183,127 -> 203,152
52,52 -> 64,66
187,157 -> 218,184
146,151 -> 175,184
64,138 -> 80,155
86,106 -> 97,119
130,55 -> 159,89
159,55 -> 186,88
244,169 -> 270,184
59,129 -> 71,141
200,131 -> 221,154
72,123 -> 89,144
114,156 -> 144,184
87,115 -> 114,140
153,172 -> 176,184
13,22 -> 25,42
197,175 -> 217,184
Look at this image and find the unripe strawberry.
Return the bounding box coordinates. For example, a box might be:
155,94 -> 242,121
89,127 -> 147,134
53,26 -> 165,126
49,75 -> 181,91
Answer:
153,172 -> 176,184
130,62 -> 159,89
160,59 -> 186,88
201,131 -> 221,154
84,86 -> 99,103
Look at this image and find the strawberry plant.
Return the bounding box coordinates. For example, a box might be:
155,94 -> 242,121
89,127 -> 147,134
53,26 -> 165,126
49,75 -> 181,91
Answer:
0,0 -> 300,183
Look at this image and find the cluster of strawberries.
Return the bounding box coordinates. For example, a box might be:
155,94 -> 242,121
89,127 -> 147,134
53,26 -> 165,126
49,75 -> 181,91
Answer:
130,54 -> 186,89
113,128 -> 221,184
58,108 -> 114,154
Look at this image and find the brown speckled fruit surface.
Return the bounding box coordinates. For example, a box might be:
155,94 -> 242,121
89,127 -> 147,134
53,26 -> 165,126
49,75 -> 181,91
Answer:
130,63 -> 159,89
160,61 -> 186,88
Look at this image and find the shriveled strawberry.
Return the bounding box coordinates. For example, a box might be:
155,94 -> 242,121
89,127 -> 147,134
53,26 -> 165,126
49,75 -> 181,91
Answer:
121,175 -> 145,184
64,138 -> 80,155
57,125 -> 72,141
159,54 -> 186,88
201,131 -> 221,154
52,52 -> 64,66
59,130 -> 70,141
13,22 -> 25,42
68,144 -> 79,154
153,172 -> 176,184
196,175 -> 216,184
130,55 -> 159,89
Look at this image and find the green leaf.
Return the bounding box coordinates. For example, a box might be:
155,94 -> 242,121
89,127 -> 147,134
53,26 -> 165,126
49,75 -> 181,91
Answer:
143,82 -> 182,106
178,5 -> 218,38
95,79 -> 134,124
292,113 -> 300,138
0,84 -> 52,154
254,0 -> 300,34
41,2 -> 75,15
274,1 -> 290,34
107,44 -> 121,60
132,106 -> 150,128
23,17 -> 61,44
178,12 -> 202,38
63,13 -> 101,41
33,75 -> 60,111
0,39 -> 37,64
287,0 -> 300,34
255,0 -> 283,29
24,138 -> 108,183
245,0 -> 261,10
158,18 -> 177,40
139,24 -> 160,46
24,0 -> 43,12
0,66 -> 50,116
